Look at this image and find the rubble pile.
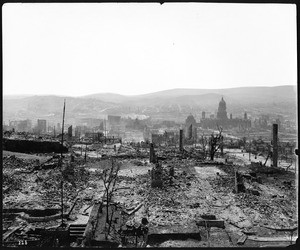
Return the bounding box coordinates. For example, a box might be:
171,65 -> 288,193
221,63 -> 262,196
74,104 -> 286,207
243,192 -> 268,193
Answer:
250,162 -> 286,175
2,172 -> 23,194
144,163 -> 201,229
3,155 -> 36,168
2,139 -> 297,248
3,155 -> 40,195
210,172 -> 235,193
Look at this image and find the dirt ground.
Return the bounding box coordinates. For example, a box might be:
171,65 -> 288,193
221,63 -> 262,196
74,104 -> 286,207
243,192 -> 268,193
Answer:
2,148 -> 298,247
112,158 -> 298,247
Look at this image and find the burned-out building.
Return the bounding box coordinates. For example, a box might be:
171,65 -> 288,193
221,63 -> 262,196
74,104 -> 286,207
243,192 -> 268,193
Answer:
68,125 -> 73,139
184,114 -> 197,139
84,131 -> 104,142
151,133 -> 165,145
76,118 -> 103,128
107,115 -> 125,136
9,119 -> 32,132
37,119 -> 47,134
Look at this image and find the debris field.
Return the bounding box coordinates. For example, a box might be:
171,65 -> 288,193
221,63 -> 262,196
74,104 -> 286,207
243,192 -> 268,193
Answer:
2,144 -> 298,248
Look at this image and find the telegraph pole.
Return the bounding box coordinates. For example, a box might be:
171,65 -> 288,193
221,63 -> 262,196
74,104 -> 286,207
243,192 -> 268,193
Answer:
104,119 -> 107,144
60,99 -> 66,228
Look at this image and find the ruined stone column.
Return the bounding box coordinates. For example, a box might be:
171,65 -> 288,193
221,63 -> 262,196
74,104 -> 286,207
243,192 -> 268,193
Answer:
179,129 -> 183,151
273,124 -> 278,168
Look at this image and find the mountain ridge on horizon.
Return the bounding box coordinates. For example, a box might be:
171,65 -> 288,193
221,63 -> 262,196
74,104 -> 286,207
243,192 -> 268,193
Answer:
4,85 -> 296,100
3,85 -> 297,122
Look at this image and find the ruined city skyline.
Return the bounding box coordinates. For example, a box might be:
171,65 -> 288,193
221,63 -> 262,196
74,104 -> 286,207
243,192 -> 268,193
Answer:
3,91 -> 298,247
3,85 -> 297,129
2,3 -> 298,248
3,3 -> 297,96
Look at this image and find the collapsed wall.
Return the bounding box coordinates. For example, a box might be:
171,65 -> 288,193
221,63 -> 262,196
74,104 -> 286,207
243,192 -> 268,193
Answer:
3,138 -> 68,153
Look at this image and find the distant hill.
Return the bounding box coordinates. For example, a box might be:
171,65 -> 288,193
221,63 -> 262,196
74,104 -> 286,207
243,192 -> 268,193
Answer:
3,95 -> 117,121
78,85 -> 296,104
3,85 -> 297,122
3,94 -> 34,100
80,93 -> 132,103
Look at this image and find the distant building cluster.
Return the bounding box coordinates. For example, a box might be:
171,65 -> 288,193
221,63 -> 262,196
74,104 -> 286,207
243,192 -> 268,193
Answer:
199,97 -> 251,130
2,96 -> 297,145
7,119 -> 32,133
181,97 -> 252,139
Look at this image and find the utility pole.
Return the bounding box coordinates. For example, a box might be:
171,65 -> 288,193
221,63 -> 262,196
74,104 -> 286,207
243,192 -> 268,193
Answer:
85,143 -> 87,163
104,119 -> 107,144
60,99 -> 66,228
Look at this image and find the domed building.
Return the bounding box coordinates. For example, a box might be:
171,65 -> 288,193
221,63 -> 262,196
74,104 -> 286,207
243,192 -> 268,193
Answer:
217,97 -> 228,120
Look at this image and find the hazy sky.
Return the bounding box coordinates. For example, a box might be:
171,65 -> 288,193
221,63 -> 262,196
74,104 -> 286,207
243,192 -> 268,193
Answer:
3,3 -> 297,96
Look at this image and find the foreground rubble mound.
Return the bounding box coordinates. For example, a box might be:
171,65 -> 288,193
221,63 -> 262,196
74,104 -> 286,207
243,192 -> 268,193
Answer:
2,145 -> 298,248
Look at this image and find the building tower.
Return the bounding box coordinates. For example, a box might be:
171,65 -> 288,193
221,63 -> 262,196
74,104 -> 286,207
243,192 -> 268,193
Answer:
217,97 -> 228,120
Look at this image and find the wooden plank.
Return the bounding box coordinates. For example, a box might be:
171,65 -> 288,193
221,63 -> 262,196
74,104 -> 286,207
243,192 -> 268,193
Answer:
242,230 -> 257,235
237,234 -> 248,245
247,235 -> 298,242
260,243 -> 293,248
67,198 -> 79,217
125,203 -> 143,216
3,226 -> 23,241
82,202 -> 102,246
262,225 -> 298,232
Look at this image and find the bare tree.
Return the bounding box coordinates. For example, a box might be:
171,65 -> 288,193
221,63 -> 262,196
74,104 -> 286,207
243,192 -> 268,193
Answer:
263,144 -> 272,166
100,158 -> 120,238
209,126 -> 223,161
200,132 -> 209,160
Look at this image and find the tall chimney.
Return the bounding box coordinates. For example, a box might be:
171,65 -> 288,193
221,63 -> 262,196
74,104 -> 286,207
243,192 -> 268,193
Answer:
179,129 -> 183,151
150,143 -> 155,163
272,124 -> 278,168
